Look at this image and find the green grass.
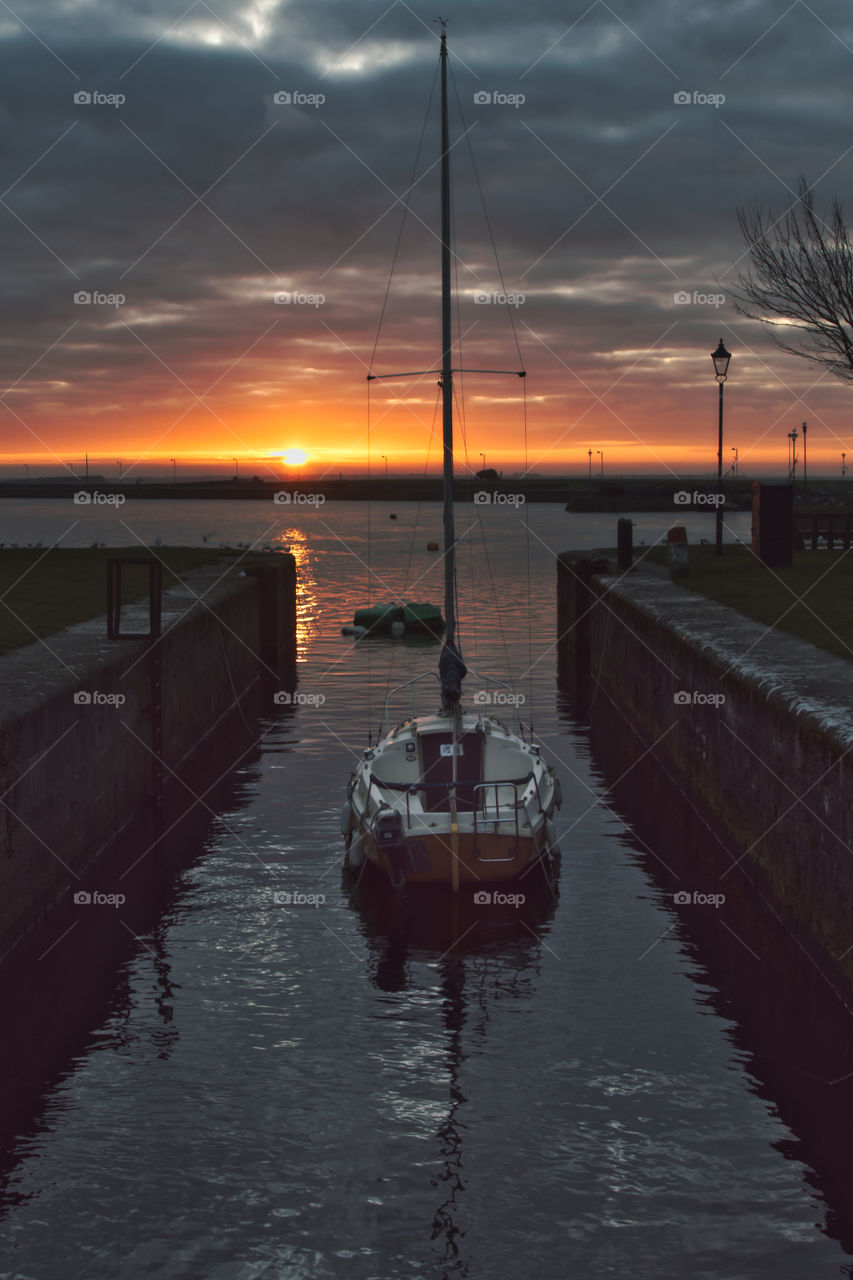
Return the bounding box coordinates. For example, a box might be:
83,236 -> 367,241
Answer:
0,547 -> 232,656
644,544 -> 853,662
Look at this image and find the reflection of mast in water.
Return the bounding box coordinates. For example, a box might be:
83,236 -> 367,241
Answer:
431,948 -> 467,1276
346,859 -> 560,1278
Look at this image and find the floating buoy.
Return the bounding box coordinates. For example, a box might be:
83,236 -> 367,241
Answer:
341,624 -> 368,637
390,619 -> 406,637
427,541 -> 439,550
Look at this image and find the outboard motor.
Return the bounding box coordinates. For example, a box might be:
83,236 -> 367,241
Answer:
373,807 -> 405,850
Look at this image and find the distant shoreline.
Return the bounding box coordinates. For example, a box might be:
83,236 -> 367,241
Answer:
0,475 -> 845,510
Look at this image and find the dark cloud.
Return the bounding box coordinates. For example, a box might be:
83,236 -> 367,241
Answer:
1,1 -> 852,468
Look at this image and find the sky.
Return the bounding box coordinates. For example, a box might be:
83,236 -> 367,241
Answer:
2,0 -> 853,479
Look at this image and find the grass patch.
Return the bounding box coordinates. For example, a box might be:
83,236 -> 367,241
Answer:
644,543 -> 853,662
0,547 -> 232,656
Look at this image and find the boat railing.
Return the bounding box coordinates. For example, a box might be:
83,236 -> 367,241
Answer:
381,667 -> 527,733
466,668 -> 525,733
369,771 -> 534,833
382,671 -> 441,731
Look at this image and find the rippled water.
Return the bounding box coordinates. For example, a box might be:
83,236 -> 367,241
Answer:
0,499 -> 848,1280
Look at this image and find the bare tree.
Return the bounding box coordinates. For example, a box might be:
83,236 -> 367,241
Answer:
734,177 -> 853,382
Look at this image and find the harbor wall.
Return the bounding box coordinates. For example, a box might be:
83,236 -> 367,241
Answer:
557,552 -> 853,994
0,554 -> 296,965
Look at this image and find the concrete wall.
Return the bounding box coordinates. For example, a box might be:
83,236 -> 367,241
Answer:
0,554 -> 296,963
557,552 -> 853,993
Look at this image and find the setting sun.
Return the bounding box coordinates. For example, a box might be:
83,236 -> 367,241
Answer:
281,448 -> 308,467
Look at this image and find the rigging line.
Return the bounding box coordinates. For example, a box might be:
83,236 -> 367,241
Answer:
401,386 -> 442,592
368,62 -> 439,373
448,59 -> 526,370
367,375 -> 373,745
522,373 -> 535,734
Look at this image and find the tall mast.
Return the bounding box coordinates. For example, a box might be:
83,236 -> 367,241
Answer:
439,20 -> 455,648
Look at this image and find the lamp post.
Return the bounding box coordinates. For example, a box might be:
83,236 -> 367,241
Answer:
234,457 -> 239,480
843,452 -> 847,477
170,458 -> 176,484
788,429 -> 798,482
480,451 -> 486,475
588,448 -> 593,478
381,454 -> 388,478
802,421 -> 807,493
731,447 -> 738,478
597,449 -> 604,475
711,338 -> 731,556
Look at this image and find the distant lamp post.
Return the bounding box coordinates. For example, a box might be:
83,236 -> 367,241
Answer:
802,421 -> 807,492
788,429 -> 798,482
597,449 -> 604,476
711,338 -> 731,556
381,454 -> 388,478
117,460 -> 123,479
234,457 -> 239,479
588,448 -> 593,478
170,458 -> 176,484
731,447 -> 738,478
843,452 -> 847,477
480,451 -> 486,475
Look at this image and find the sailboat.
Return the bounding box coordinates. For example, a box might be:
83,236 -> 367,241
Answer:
341,21 -> 562,891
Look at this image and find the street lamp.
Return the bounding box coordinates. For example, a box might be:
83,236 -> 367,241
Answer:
381,454 -> 388,478
843,452 -> 847,477
596,450 -> 604,476
588,448 -> 593,478
711,338 -> 731,556
788,429 -> 798,481
802,421 -> 807,492
234,457 -> 239,479
170,458 -> 176,484
731,447 -> 738,478
480,451 -> 486,475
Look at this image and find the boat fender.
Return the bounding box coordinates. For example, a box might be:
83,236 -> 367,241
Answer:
341,625 -> 368,637
390,619 -> 406,638
339,802 -> 353,837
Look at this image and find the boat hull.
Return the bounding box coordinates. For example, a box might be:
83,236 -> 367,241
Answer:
347,820 -> 552,887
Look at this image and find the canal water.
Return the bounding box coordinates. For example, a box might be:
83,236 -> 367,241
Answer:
0,498 -> 850,1279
